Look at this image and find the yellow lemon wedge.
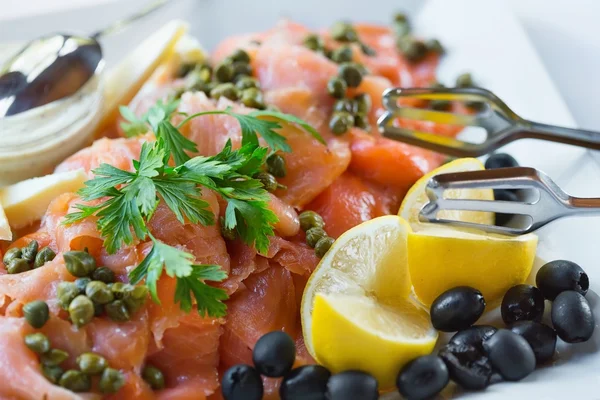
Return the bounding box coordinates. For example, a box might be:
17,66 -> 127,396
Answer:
301,216 -> 438,389
399,158 -> 538,306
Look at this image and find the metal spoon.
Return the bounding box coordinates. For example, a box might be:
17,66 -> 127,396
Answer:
0,0 -> 172,118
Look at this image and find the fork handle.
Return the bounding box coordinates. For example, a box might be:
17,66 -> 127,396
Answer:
519,121 -> 600,151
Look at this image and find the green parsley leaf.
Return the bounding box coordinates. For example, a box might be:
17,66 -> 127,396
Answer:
155,120 -> 198,166
119,105 -> 149,138
248,109 -> 325,145
225,198 -> 277,254
175,265 -> 228,317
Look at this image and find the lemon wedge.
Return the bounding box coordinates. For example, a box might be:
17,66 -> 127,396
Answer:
301,216 -> 438,389
0,203 -> 10,241
399,158 -> 538,306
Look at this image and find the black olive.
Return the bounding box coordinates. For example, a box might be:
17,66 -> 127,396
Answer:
484,153 -> 519,169
501,284 -> 545,324
430,286 -> 486,332
326,370 -> 378,400
493,189 -> 519,226
551,291 -> 595,343
280,365 -> 331,400
396,355 -> 449,400
483,329 -> 536,381
252,331 -> 296,377
449,325 -> 497,353
221,364 -> 263,400
511,321 -> 557,364
438,343 -> 492,390
536,260 -> 589,300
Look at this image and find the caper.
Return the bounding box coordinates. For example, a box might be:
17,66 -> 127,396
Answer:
315,236 -> 335,258
303,34 -> 325,52
142,365 -> 165,390
426,39 -> 445,54
21,240 -> 39,263
23,300 -> 49,329
91,267 -> 115,284
110,282 -> 128,299
99,367 -> 126,394
105,300 -> 130,322
77,352 -> 108,375
327,77 -> 347,99
176,62 -> 198,78
63,251 -> 96,277
230,49 -> 251,64
353,93 -> 372,114
354,113 -> 371,130
220,217 -> 237,241
74,277 -> 91,294
333,99 -> 354,113
123,285 -> 149,314
255,172 -> 279,192
306,227 -> 327,248
331,46 -> 353,64
198,82 -> 217,96
299,211 -> 325,232
3,247 -> 22,265
266,154 -> 287,178
456,72 -> 474,88
214,61 -> 235,83
7,258 -> 31,274
331,21 -> 358,42
210,83 -> 239,101
430,99 -> 451,111
68,295 -> 94,327
42,364 -> 64,384
34,247 -> 56,268
59,369 -> 91,392
338,62 -> 363,88
41,348 -> 69,366
240,88 -> 266,109
24,332 -> 50,354
360,42 -> 377,56
57,281 -> 79,310
85,281 -> 114,305
398,36 -> 428,63
232,61 -> 253,79
394,12 -> 408,23
236,76 -> 260,90
329,111 -> 355,135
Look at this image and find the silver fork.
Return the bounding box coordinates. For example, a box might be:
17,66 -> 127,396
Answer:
377,87 -> 600,157
421,167 -> 600,235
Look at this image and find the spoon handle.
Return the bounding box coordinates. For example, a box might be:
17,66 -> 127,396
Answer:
90,0 -> 173,40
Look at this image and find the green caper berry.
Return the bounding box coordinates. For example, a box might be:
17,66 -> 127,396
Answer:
360,42 -> 377,56
331,21 -> 358,42
266,154 -> 287,178
210,83 -> 239,101
74,277 -> 91,294
430,99 -> 451,111
338,63 -> 363,88
240,88 -> 266,109
42,364 -> 64,384
123,285 -> 149,314
7,258 -> 31,274
57,282 -> 79,310
77,352 -> 108,375
21,240 -> 39,263
331,46 -> 353,64
214,61 -> 235,83
303,34 -> 325,52
235,76 -> 260,90
426,39 -> 445,55
34,247 -> 56,268
59,369 -> 91,392
24,332 -> 50,354
105,300 -> 130,322
230,49 -> 251,63
255,172 -> 279,192
91,267 -> 115,283
3,247 -> 22,265
63,251 -> 96,278
398,36 -> 428,63
176,62 -> 197,78
353,93 -> 372,114
232,61 -> 253,79
68,295 -> 94,327
110,282 -> 128,299
99,367 -> 126,394
394,12 -> 408,23
353,113 -> 371,130
333,99 -> 354,113
142,365 -> 165,390
315,236 -> 335,258
41,348 -> 69,366
85,281 -> 114,305
329,111 -> 355,135
305,227 -> 327,248
23,300 -> 49,329
299,211 -> 325,232
327,77 -> 347,99
455,72 -> 474,88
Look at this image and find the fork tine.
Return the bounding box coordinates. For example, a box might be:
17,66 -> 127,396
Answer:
426,198 -> 534,215
382,87 -> 497,108
417,215 -> 531,236
392,107 -> 479,127
427,167 -> 545,191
